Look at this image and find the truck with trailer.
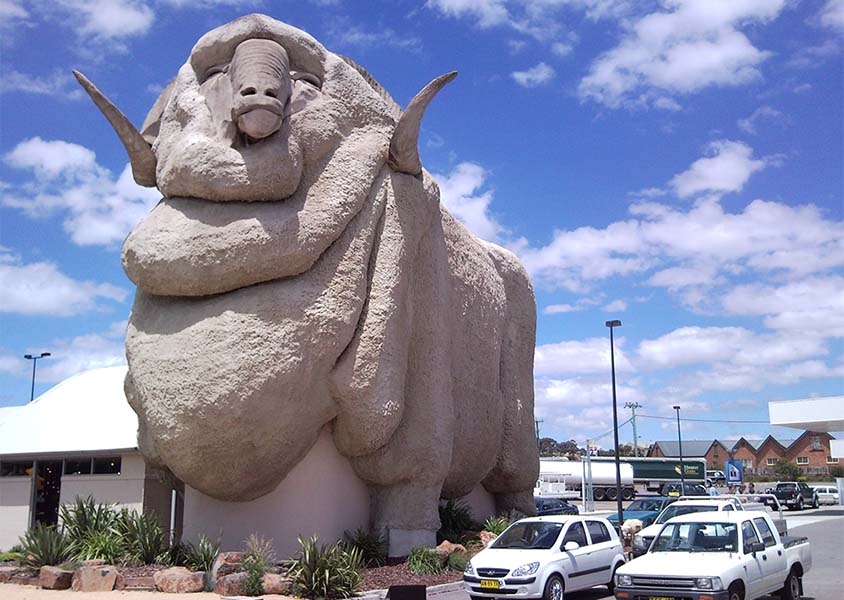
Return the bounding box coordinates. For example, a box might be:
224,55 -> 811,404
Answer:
591,455 -> 706,495
535,458 -> 636,501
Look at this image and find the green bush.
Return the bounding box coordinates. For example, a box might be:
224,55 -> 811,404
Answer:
60,495 -> 119,541
119,510 -> 166,564
773,459 -> 800,481
183,533 -> 220,572
406,547 -> 442,576
289,535 -> 364,599
438,499 -> 476,543
242,533 -> 276,597
447,552 -> 469,572
830,466 -> 844,478
343,528 -> 387,567
482,516 -> 511,536
73,529 -> 125,564
17,523 -> 72,569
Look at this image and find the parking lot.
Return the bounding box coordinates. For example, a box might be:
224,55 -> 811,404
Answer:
435,506 -> 843,600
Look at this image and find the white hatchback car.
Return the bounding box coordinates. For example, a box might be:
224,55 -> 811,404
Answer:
811,484 -> 840,505
463,515 -> 625,600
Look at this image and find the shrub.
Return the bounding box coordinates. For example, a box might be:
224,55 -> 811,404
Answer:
406,546 -> 442,576
17,523 -> 72,569
482,516 -> 511,536
183,533 -> 220,572
342,528 -> 387,567
773,459 -> 800,481
289,535 -> 364,599
438,499 -> 475,543
119,510 -> 166,564
60,496 -> 119,542
242,534 -> 276,597
447,552 -> 469,572
73,529 -> 125,564
831,466 -> 844,478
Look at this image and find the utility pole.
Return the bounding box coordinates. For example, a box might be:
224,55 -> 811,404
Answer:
534,418 -> 544,452
625,402 -> 642,457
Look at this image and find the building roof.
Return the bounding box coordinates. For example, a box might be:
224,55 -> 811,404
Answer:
652,438 -> 799,457
769,396 -> 844,432
0,366 -> 138,457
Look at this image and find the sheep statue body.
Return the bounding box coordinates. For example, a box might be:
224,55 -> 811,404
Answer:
76,13 -> 539,555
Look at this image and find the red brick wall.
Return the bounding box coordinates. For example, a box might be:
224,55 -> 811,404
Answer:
705,442 -> 728,469
786,432 -> 832,469
731,443 -> 757,468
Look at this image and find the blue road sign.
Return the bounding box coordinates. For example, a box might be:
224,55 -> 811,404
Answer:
725,460 -> 743,484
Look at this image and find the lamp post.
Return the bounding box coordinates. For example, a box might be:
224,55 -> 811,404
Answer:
606,319 -> 623,527
24,352 -> 51,403
673,405 -> 685,492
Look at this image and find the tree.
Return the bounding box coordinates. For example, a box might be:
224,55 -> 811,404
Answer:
772,458 -> 799,480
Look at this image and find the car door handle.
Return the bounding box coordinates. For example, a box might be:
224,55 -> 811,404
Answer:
777,550 -> 782,556
762,555 -> 767,561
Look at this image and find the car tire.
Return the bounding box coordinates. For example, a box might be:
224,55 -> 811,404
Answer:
622,487 -> 634,501
606,564 -> 620,595
594,488 -> 606,501
797,497 -> 804,511
812,495 -> 819,509
606,487 -> 618,501
780,569 -> 801,600
727,584 -> 744,600
542,574 -> 564,600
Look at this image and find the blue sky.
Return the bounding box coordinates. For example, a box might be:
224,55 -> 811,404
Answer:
1,0 -> 842,449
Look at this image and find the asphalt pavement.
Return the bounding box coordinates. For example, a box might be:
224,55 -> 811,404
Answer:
430,507 -> 843,600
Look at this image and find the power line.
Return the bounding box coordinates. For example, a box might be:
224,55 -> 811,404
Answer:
638,413 -> 770,424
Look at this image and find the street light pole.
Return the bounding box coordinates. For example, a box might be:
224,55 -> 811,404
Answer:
625,402 -> 642,457
673,405 -> 685,492
24,352 -> 51,403
606,320 -> 623,527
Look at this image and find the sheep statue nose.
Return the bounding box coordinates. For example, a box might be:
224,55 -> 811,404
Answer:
230,38 -> 291,140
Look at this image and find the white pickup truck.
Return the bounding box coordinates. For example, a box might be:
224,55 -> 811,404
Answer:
614,511 -> 811,600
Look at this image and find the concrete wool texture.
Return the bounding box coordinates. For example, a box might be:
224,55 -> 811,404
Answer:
115,13 -> 539,554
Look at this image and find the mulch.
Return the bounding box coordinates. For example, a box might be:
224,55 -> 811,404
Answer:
117,564 -> 170,578
358,564 -> 463,592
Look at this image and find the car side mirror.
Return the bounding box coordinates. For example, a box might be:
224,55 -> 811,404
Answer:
747,541 -> 765,554
563,541 -> 580,551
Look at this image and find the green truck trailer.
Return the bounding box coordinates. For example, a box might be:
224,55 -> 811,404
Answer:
591,456 -> 706,494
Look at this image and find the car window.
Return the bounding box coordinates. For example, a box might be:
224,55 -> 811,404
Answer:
741,521 -> 760,552
562,521 -> 588,547
723,505 -> 733,511
586,521 -> 611,544
656,504 -> 718,523
753,517 -> 776,548
493,522 -> 563,549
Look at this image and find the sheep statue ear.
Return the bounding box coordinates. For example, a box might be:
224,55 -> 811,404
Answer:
73,70 -> 158,188
388,71 -> 457,176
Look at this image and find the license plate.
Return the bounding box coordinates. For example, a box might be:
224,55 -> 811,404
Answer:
649,597 -> 675,600
480,580 -> 501,590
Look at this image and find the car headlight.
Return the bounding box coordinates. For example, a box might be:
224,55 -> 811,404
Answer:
511,562 -> 540,577
464,560 -> 474,576
695,577 -> 723,590
632,534 -> 645,548
615,574 -> 632,586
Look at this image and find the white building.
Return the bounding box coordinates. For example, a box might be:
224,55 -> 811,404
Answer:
0,367 -> 177,551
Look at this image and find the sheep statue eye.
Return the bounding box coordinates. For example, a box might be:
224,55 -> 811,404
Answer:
292,71 -> 322,89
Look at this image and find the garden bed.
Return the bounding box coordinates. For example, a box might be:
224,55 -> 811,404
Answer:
359,563 -> 463,591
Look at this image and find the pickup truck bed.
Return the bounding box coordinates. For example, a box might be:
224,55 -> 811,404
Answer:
782,535 -> 809,548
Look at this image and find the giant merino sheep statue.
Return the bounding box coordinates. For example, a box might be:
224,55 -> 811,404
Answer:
76,13 -> 539,555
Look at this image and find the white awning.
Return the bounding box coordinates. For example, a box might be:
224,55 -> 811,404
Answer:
0,366 -> 138,457
768,396 -> 844,432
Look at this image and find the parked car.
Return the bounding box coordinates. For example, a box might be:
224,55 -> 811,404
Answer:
768,481 -> 819,510
811,484 -> 840,505
662,482 -> 708,497
706,469 -> 726,486
606,496 -> 677,528
463,515 -> 626,599
534,496 -> 579,516
615,511 -> 811,600
631,498 -> 744,557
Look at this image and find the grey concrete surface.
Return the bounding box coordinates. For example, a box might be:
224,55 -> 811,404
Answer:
431,509 -> 843,600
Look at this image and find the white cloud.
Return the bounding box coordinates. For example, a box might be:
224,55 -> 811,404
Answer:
58,0 -> 153,40
669,140 -> 767,198
2,137 -> 161,247
327,18 -> 421,51
550,41 -> 572,57
0,0 -> 29,26
535,337 -> 634,377
603,299 -> 627,312
544,303 -> 580,314
0,252 -> 127,316
737,106 -> 786,134
432,162 -> 504,241
35,323 -> 128,384
426,0 -> 510,28
578,0 -> 786,109
818,0 -> 844,32
0,353 -> 24,375
0,69 -> 83,98
511,62 -> 556,87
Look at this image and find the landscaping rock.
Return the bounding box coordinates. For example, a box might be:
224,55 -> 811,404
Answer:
261,572 -> 292,595
154,566 -> 205,593
435,541 -> 468,565
479,531 -> 498,547
215,571 -> 248,596
0,566 -> 17,583
211,551 -> 243,582
71,565 -> 123,591
39,565 -> 73,590
80,559 -> 107,567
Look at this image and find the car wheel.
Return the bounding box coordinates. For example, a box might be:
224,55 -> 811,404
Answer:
812,495 -> 819,509
797,497 -> 804,511
606,564 -> 620,595
594,488 -> 606,501
705,478 -> 712,487
727,583 -> 744,600
543,574 -> 564,600
606,487 -> 618,501
780,569 -> 801,600
622,487 -> 634,501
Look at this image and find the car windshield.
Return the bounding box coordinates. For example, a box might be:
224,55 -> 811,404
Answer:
656,505 -> 718,524
652,522 -> 738,553
627,499 -> 663,511
493,522 -> 563,550
776,483 -> 797,491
